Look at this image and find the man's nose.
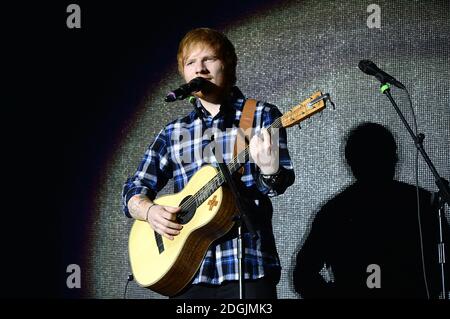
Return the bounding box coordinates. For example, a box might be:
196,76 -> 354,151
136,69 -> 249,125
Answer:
195,62 -> 208,74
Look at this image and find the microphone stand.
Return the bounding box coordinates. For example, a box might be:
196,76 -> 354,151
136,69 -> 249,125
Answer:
216,160 -> 258,300
380,83 -> 450,299
188,96 -> 258,299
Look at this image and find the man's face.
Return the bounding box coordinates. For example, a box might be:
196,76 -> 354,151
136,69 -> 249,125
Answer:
182,44 -> 227,101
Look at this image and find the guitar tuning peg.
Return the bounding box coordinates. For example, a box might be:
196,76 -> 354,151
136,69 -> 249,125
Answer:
324,93 -> 336,110
330,99 -> 336,110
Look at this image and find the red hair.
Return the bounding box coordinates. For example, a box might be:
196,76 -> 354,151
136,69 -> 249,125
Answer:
177,28 -> 237,86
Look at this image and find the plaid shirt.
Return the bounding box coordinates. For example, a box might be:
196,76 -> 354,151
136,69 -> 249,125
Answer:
122,87 -> 294,285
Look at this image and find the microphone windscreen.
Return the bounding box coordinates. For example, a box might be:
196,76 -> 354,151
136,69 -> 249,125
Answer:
358,60 -> 377,75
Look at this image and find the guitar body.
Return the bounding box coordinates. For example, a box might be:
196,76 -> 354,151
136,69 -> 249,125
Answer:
128,164 -> 236,296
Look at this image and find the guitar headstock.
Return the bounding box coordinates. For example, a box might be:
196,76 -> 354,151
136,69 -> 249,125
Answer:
281,91 -> 328,128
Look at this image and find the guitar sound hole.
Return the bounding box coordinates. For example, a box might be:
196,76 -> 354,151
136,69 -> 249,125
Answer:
176,195 -> 196,225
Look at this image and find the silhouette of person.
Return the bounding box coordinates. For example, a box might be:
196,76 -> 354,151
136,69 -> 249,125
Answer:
293,122 -> 449,298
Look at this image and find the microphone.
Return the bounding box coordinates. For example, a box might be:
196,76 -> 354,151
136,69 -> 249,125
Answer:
358,60 -> 406,90
164,77 -> 208,102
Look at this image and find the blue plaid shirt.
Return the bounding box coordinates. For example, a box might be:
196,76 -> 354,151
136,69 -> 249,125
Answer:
122,87 -> 294,285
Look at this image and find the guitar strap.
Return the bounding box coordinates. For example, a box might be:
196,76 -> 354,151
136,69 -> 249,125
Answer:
234,98 -> 257,175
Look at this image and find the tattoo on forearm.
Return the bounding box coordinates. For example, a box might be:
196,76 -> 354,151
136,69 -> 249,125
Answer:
130,194 -> 150,215
137,194 -> 148,206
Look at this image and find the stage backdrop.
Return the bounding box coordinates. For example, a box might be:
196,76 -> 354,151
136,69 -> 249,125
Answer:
85,0 -> 449,298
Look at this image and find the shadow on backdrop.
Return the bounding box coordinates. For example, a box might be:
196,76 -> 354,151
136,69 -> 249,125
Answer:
293,122 -> 449,299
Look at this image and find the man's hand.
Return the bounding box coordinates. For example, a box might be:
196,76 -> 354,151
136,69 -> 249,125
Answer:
146,204 -> 183,240
249,128 -> 279,175
128,195 -> 183,241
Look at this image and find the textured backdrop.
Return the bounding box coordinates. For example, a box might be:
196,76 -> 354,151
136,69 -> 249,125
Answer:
85,0 -> 450,298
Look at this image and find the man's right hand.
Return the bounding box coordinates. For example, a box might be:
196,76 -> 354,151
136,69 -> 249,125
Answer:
146,204 -> 183,240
